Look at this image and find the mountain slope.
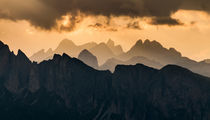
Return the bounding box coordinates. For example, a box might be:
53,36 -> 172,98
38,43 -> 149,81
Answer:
0,41 -> 210,120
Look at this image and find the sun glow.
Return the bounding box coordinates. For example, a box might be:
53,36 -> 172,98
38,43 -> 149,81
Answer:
62,15 -> 70,27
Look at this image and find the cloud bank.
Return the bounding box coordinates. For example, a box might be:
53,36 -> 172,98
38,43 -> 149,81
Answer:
0,0 -> 209,31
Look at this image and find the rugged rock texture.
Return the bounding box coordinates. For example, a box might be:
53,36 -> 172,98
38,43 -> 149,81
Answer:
78,49 -> 99,69
0,41 -> 210,120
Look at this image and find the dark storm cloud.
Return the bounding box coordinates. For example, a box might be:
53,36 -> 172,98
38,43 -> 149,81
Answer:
88,23 -> 118,32
150,17 -> 184,26
127,21 -> 141,30
0,0 -> 209,31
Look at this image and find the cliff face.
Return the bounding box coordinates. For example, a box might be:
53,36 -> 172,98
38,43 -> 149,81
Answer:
0,41 -> 210,120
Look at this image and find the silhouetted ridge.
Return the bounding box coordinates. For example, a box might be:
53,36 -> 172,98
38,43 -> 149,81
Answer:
161,64 -> 193,75
0,40 -> 210,120
135,39 -> 143,46
0,40 -> 5,48
17,49 -> 31,63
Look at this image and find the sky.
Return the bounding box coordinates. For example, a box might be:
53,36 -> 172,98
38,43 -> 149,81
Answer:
0,0 -> 210,61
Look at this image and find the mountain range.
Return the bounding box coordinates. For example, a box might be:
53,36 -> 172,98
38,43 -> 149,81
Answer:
30,39 -> 123,65
31,39 -> 210,77
0,40 -> 210,120
116,39 -> 210,77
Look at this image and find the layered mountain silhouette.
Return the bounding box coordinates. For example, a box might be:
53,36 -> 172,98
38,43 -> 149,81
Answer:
29,48 -> 53,63
78,49 -> 99,69
117,39 -> 210,77
30,39 -> 210,77
1,40 -> 210,120
30,39 -> 123,65
106,39 -> 124,55
30,39 -> 98,63
100,56 -> 162,72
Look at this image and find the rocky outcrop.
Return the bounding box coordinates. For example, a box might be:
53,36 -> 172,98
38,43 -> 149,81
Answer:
0,41 -> 210,120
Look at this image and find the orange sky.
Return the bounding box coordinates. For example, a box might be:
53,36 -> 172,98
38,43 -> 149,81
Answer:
0,10 -> 210,61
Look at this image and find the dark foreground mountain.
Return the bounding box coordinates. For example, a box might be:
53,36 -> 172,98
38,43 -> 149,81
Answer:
1,41 -> 210,120
100,56 -> 162,72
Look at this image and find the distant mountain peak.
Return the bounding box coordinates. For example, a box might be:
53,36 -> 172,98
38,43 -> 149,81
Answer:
60,39 -> 75,44
46,48 -> 53,53
107,39 -> 115,47
143,39 -> 163,48
78,49 -> 98,69
135,39 -> 143,46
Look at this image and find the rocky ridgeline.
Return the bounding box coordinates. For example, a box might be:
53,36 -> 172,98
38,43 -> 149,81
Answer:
0,41 -> 210,120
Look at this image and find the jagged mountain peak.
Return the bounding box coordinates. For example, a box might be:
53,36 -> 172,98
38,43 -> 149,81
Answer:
127,39 -> 182,59
79,49 -> 91,55
133,39 -> 163,49
46,48 -> 53,53
17,49 -> 30,62
142,39 -> 163,49
17,49 -> 26,56
57,39 -> 76,48
135,39 -> 143,46
107,39 -> 115,47
0,40 -> 5,48
169,47 -> 182,57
